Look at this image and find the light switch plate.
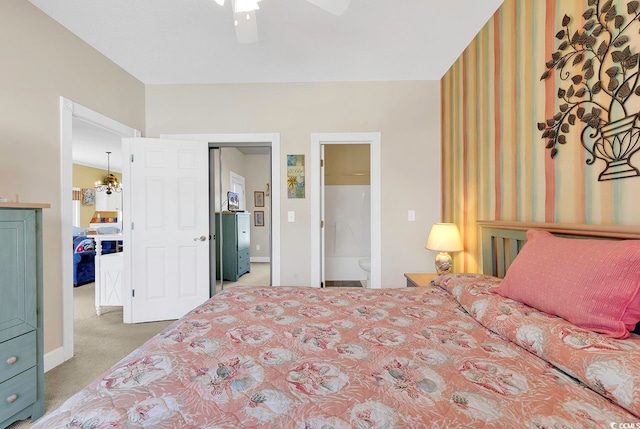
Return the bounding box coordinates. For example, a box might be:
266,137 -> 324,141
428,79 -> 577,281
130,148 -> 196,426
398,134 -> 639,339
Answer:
288,211 -> 295,222
408,210 -> 415,221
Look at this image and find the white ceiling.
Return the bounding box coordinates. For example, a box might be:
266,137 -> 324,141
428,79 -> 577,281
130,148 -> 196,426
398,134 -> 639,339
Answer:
48,0 -> 503,169
29,0 -> 503,85
72,119 -> 124,172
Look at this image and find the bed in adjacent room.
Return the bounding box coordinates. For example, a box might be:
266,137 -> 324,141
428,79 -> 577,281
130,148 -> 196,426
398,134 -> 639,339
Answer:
30,222 -> 640,428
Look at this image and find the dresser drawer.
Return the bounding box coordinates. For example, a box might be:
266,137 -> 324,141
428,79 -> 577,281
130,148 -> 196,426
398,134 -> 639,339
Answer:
0,332 -> 36,384
238,258 -> 250,276
0,367 -> 37,423
238,248 -> 250,262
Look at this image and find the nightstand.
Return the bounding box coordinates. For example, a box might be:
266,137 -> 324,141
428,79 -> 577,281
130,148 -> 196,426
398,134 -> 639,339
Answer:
404,273 -> 438,287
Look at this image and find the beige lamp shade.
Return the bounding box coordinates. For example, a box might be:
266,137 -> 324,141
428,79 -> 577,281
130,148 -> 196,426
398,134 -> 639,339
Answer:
425,223 -> 463,252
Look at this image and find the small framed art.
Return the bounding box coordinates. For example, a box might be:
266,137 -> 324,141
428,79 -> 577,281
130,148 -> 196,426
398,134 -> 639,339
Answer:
82,188 -> 95,206
254,191 -> 265,207
254,210 -> 264,227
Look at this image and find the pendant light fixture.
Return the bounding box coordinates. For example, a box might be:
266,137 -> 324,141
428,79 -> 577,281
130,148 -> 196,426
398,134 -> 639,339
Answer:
94,151 -> 122,195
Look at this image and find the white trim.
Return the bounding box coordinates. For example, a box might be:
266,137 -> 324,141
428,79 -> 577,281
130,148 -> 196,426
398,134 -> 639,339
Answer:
162,133 -> 281,286
310,132 -> 382,288
60,97 -> 140,367
250,257 -> 271,263
43,347 -> 65,373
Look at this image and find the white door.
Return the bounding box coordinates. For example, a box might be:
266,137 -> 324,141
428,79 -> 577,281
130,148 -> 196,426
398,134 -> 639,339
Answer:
123,137 -> 210,323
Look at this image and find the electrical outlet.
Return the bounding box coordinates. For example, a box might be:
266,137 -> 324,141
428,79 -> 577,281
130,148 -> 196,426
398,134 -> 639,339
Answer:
256,244 -> 261,251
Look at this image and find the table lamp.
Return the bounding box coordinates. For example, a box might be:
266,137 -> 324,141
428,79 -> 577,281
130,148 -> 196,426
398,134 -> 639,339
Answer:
425,223 -> 463,275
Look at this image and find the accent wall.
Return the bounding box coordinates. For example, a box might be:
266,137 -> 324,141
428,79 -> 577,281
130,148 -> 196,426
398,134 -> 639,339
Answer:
442,0 -> 640,272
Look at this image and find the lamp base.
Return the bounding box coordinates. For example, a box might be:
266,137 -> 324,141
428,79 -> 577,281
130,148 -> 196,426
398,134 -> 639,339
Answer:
434,252 -> 453,275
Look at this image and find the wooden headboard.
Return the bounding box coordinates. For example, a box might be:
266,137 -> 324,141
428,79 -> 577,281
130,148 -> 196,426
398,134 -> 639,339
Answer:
478,221 -> 640,278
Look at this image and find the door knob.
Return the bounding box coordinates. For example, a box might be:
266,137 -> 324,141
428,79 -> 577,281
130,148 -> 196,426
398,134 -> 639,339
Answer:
7,394 -> 17,403
6,356 -> 17,365
194,236 -> 207,241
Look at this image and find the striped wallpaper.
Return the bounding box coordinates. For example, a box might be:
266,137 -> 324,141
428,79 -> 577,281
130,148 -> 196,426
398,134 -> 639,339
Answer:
442,0 -> 640,273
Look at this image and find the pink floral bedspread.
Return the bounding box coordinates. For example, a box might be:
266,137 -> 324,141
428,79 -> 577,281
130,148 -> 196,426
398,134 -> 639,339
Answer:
33,284 -> 639,428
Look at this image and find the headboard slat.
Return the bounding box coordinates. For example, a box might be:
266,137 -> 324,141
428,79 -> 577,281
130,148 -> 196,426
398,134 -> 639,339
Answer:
478,221 -> 640,278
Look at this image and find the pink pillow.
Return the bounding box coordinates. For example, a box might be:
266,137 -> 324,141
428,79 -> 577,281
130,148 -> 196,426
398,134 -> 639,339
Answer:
493,229 -> 640,339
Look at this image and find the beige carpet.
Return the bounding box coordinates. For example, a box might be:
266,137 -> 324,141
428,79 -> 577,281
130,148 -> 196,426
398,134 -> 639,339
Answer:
9,263 -> 271,428
214,261 -> 271,293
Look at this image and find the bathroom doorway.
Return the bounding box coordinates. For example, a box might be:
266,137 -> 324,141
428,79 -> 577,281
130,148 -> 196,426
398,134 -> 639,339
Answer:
322,144 -> 371,287
310,132 -> 381,289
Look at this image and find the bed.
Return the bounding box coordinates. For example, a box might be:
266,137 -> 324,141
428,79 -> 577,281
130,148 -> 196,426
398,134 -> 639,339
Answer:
32,221 -> 640,427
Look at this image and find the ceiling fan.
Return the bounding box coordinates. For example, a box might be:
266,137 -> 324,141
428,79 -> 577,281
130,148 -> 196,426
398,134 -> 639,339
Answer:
214,0 -> 351,43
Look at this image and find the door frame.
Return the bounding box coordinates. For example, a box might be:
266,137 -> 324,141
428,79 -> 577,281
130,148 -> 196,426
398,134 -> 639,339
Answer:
310,132 -> 381,288
162,133 -> 281,286
59,97 -> 140,369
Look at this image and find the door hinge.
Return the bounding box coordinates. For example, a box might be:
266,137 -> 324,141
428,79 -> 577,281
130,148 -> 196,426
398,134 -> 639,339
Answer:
131,222 -> 134,230
132,289 -> 135,297
320,159 -> 324,167
320,220 -> 324,228
131,154 -> 134,162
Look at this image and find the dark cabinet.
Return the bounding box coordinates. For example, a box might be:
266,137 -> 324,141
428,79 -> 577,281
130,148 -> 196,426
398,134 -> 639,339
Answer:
215,212 -> 250,281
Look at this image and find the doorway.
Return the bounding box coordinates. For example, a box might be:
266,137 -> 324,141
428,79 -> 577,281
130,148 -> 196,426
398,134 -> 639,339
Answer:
210,145 -> 272,294
322,144 -> 371,288
58,97 -> 140,369
310,132 -> 381,289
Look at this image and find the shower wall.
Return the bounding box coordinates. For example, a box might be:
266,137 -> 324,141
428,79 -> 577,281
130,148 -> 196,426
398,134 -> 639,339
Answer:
324,185 -> 371,280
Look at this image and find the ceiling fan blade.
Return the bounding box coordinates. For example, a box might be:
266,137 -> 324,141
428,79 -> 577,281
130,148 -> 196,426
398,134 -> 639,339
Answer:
234,10 -> 259,44
306,0 -> 351,16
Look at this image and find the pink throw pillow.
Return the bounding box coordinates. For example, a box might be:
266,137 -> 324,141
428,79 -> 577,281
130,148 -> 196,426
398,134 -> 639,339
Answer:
493,229 -> 640,339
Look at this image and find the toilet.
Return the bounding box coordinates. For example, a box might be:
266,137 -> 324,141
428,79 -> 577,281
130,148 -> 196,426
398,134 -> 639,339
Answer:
358,258 -> 371,288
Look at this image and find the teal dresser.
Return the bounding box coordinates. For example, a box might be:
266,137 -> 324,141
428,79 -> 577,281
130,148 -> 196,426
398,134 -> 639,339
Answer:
0,204 -> 47,428
215,212 -> 251,281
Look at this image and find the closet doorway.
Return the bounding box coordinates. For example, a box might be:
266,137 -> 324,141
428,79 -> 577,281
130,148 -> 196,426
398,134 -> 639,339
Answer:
211,145 -> 272,294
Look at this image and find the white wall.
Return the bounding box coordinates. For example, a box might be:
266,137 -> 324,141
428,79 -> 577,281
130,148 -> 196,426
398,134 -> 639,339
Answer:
324,185 -> 370,281
245,154 -> 271,260
324,185 -> 370,257
146,81 -> 441,287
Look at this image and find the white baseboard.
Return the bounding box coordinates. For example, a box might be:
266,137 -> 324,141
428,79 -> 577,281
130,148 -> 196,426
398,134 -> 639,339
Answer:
250,257 -> 270,263
44,347 -> 66,373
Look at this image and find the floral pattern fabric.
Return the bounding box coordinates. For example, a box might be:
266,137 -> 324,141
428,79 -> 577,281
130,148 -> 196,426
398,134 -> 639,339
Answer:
33,284 -> 638,428
436,273 -> 640,418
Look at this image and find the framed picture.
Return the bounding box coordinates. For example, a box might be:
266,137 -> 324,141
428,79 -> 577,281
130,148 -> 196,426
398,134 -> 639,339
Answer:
254,191 -> 265,207
82,188 -> 95,206
287,154 -> 305,198
254,210 -> 264,227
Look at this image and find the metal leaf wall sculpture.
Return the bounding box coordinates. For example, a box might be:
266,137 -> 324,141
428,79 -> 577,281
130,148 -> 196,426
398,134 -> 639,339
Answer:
539,0 -> 640,181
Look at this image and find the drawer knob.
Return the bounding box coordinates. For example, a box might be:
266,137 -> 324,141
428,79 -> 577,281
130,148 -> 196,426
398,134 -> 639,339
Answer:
7,394 -> 17,403
6,356 -> 17,365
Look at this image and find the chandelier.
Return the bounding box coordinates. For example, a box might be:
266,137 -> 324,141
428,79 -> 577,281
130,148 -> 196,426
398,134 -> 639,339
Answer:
95,151 -> 122,195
